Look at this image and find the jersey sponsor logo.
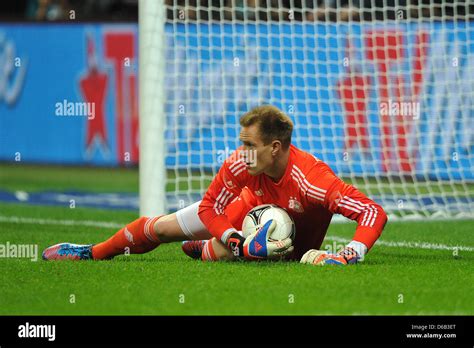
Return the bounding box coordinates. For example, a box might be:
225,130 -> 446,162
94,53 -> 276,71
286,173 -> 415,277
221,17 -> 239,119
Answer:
288,196 -> 304,213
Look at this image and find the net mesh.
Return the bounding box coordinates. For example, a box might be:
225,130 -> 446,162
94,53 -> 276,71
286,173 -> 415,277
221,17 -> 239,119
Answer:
155,1 -> 474,220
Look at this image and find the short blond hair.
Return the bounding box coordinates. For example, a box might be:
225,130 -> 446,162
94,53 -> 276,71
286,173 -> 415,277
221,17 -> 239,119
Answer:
239,105 -> 293,149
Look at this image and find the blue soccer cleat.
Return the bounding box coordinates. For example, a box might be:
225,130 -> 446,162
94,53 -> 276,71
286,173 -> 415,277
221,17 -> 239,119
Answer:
181,240 -> 207,260
42,243 -> 94,261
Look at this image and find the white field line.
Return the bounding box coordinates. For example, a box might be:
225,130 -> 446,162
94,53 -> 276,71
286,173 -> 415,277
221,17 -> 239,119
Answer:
1,215 -> 473,252
325,236 -> 474,252
0,215 -> 124,229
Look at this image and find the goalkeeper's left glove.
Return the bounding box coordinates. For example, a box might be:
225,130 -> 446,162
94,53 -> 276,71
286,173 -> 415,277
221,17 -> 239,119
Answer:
300,246 -> 361,266
226,220 -> 293,260
243,220 -> 294,260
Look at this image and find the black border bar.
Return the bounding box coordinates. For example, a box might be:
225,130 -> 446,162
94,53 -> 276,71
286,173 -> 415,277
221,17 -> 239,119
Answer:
0,315 -> 472,346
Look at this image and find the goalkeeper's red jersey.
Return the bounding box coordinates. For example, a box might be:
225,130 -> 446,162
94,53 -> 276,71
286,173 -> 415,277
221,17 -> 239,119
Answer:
198,145 -> 387,258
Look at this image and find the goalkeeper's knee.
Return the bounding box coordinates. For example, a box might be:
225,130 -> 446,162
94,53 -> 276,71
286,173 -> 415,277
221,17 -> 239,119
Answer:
153,214 -> 184,243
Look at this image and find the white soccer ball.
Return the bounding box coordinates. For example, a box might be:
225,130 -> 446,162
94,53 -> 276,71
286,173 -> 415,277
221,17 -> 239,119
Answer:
242,204 -> 296,241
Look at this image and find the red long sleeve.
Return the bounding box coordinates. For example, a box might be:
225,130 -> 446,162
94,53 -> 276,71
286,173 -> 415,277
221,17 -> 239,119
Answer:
306,164 -> 388,250
198,155 -> 249,242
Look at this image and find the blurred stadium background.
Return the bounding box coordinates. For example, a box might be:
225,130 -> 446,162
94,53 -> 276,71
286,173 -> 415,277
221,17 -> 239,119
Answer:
1,0 -> 473,217
0,0 -> 473,315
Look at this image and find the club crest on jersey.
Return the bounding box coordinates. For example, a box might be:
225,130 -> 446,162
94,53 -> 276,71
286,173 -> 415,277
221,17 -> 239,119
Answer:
288,196 -> 304,213
254,189 -> 264,196
225,180 -> 235,189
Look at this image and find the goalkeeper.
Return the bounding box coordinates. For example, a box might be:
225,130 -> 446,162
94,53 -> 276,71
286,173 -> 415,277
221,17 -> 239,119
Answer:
43,105 -> 387,266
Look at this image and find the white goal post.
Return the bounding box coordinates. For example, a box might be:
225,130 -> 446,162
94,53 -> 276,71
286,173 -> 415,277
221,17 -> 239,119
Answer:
139,0 -> 473,220
139,0 -> 167,216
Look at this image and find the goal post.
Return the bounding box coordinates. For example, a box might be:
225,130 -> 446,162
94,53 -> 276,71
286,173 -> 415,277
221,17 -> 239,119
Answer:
139,0 -> 167,216
139,1 -> 473,220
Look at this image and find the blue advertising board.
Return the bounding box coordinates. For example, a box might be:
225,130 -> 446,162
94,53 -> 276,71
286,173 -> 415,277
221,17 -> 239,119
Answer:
0,22 -> 472,180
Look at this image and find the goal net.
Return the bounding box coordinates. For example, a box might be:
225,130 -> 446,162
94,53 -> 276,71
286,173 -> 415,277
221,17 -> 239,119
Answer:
139,0 -> 474,221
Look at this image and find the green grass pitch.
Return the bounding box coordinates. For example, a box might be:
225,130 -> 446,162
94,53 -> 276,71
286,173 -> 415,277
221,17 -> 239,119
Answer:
0,164 -> 473,315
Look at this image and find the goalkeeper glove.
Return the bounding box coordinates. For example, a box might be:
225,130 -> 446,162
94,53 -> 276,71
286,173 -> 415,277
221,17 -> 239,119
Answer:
226,220 -> 293,260
300,246 -> 360,266
337,246 -> 361,264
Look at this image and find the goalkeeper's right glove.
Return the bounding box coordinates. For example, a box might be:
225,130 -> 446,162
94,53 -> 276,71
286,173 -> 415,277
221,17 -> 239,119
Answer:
226,220 -> 293,260
300,247 -> 361,266
300,249 -> 347,266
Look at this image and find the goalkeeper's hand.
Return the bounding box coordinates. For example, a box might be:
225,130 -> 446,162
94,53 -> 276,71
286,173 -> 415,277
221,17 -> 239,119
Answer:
226,220 -> 294,260
300,246 -> 360,266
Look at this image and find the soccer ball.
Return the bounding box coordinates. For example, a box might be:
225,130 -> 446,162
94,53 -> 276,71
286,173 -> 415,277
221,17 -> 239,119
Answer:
242,204 -> 295,241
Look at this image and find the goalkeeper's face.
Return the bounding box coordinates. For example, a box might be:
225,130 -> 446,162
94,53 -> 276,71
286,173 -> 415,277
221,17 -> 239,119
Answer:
239,124 -> 280,176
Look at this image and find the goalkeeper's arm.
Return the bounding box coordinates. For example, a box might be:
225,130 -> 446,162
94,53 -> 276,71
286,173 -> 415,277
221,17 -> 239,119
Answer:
302,167 -> 388,265
197,156 -> 293,260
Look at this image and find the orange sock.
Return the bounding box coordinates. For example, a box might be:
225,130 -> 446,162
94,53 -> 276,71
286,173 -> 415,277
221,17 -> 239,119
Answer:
92,216 -> 162,260
201,239 -> 218,261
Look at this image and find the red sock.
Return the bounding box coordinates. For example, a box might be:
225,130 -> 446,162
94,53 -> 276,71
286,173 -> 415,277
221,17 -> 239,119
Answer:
201,239 -> 218,261
92,216 -> 162,260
